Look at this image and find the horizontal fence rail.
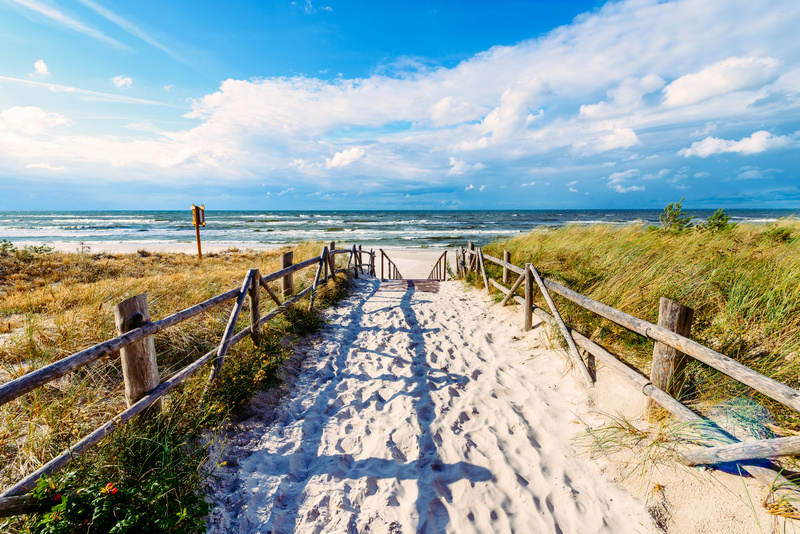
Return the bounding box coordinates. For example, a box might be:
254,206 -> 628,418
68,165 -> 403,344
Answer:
462,243 -> 800,502
0,242 -> 371,511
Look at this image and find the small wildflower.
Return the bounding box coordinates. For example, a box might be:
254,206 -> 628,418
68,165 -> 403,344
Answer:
52,494 -> 61,502
101,482 -> 118,495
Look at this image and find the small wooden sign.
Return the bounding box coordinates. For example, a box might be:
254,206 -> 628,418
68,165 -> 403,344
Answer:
191,204 -> 205,259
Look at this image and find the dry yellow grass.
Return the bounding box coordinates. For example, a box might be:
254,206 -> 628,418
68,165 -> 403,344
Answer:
0,242 -> 329,492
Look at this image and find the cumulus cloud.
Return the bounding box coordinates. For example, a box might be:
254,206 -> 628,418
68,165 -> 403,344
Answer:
662,56 -> 780,107
465,184 -> 474,191
33,59 -> 49,76
325,147 -> 365,168
0,106 -> 71,135
112,75 -> 133,88
574,127 -> 639,155
1,0 -> 799,199
580,75 -> 664,118
447,158 -> 486,176
679,130 -> 795,157
606,169 -> 645,193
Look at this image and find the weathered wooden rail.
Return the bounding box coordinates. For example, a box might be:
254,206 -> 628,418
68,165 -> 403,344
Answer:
460,243 -> 800,501
379,249 -> 403,281
426,251 -> 448,281
0,242 -> 372,516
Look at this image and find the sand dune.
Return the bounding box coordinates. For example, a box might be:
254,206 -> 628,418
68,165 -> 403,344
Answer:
205,278 -> 655,533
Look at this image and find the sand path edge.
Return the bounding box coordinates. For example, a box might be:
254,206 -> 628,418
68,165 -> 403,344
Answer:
204,278 -> 656,534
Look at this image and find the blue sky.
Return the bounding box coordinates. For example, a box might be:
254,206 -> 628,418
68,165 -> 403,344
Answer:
0,0 -> 798,210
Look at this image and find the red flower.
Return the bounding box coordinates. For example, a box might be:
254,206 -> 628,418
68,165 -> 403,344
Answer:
101,482 -> 118,495
52,494 -> 61,502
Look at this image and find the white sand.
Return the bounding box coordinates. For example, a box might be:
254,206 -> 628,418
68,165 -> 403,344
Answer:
204,278 -> 656,533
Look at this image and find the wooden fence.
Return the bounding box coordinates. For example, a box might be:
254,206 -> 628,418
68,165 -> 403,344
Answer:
459,242 -> 800,502
0,242 -> 377,517
379,249 -> 403,281
426,251 -> 448,281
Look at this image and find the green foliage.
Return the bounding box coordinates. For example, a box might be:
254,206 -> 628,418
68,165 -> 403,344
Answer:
763,223 -> 792,243
475,221 -> 800,433
2,255 -> 351,533
659,198 -> 693,233
696,208 -> 735,233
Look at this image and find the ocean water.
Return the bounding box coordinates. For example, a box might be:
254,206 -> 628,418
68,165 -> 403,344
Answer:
0,210 -> 795,249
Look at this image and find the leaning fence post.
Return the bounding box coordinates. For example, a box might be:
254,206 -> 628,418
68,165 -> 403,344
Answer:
249,269 -> 261,347
524,264 -> 533,331
114,294 -> 160,410
281,251 -> 294,298
648,297 -> 694,420
503,250 -> 511,284
467,242 -> 475,272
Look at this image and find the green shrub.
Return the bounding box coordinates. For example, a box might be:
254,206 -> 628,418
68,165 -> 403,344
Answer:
659,198 -> 693,233
696,208 -> 735,233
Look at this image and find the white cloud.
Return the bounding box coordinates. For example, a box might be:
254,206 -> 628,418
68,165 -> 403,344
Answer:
643,169 -> 670,180
0,76 -> 173,106
325,147 -> 365,168
1,0 -> 799,196
662,56 -> 780,108
606,169 -> 645,193
278,187 -> 296,195
465,184 -> 474,191
736,166 -> 779,180
33,59 -> 49,76
0,106 -> 71,135
679,130 -> 795,157
9,0 -> 128,49
694,171 -> 710,178
479,185 -> 486,192
26,162 -> 66,172
112,76 -> 133,89
76,0 -> 181,59
574,127 -> 639,155
521,181 -> 536,187
447,157 -> 486,176
580,75 -> 664,119
566,180 -> 578,187
163,85 -> 174,92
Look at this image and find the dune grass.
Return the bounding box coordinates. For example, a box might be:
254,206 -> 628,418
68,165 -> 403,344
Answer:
0,242 -> 350,532
472,220 -> 800,434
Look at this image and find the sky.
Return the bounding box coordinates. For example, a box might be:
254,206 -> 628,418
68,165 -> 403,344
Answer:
0,0 -> 799,211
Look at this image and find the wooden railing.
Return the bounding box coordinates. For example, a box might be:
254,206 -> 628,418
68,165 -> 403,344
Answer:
460,242 -> 800,501
0,242 -> 371,516
426,251 -> 447,281
379,249 -> 403,281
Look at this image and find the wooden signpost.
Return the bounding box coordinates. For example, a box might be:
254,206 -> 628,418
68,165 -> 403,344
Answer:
191,204 -> 205,259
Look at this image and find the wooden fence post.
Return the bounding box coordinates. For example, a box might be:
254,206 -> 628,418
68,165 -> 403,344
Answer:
381,250 -> 385,281
281,251 -> 294,298
503,250 -> 510,284
358,245 -> 364,274
648,297 -> 694,420
114,294 -> 160,410
249,269 -> 261,347
467,242 -> 475,272
524,264 -> 533,331
352,245 -> 358,279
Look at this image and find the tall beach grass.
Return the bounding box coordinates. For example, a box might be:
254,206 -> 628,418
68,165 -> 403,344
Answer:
0,242 -> 349,532
474,220 -> 800,434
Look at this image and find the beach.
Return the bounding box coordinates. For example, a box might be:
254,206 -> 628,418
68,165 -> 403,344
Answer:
201,269 -> 788,533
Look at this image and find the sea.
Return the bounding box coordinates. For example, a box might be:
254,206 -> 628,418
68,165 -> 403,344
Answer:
0,210 -> 795,249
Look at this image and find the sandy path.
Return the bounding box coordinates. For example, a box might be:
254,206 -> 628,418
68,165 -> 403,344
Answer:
206,278 -> 655,533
